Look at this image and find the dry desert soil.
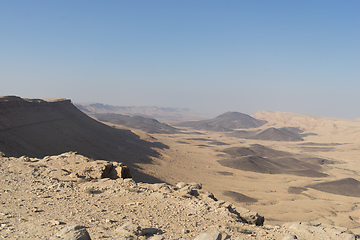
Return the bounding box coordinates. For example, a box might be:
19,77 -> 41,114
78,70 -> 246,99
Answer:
1,96 -> 359,239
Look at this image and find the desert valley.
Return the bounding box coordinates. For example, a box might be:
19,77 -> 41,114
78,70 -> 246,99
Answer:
0,96 -> 359,239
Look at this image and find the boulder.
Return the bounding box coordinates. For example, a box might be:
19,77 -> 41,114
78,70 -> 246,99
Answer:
176,182 -> 188,189
81,161 -> 131,180
235,207 -> 264,226
50,225 -> 91,240
115,222 -> 145,236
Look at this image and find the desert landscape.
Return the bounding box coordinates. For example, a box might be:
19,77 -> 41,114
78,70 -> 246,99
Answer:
0,96 -> 359,239
2,0 -> 359,239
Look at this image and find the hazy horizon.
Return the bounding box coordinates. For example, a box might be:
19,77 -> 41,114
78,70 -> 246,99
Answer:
1,1 -> 359,119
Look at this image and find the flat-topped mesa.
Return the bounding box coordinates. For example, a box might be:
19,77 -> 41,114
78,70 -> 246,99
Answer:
0,96 -> 165,179
0,95 -> 72,109
0,96 -> 83,131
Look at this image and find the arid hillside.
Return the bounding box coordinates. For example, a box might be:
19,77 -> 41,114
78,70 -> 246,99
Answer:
0,96 -> 167,182
0,152 -> 356,239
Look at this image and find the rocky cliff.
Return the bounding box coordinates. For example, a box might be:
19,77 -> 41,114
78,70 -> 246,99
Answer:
0,96 -> 166,182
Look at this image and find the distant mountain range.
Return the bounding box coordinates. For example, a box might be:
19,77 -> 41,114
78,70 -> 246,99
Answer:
75,103 -> 205,122
93,113 -> 179,134
176,111 -> 308,141
76,103 -> 308,141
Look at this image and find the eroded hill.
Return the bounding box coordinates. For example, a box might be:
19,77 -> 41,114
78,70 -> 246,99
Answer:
0,96 -> 167,182
177,112 -> 267,131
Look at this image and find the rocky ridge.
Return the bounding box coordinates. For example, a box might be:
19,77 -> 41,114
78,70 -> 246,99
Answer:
0,152 -> 356,239
92,113 -> 179,134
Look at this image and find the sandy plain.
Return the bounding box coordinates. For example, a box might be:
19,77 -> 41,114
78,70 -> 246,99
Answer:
128,111 -> 360,235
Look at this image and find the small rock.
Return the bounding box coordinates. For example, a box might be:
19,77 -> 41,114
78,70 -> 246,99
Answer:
194,230 -> 228,240
149,235 -> 164,240
32,207 -> 41,212
142,227 -> 159,235
282,234 -> 298,240
50,225 -> 91,240
189,182 -> 202,190
115,222 -> 145,236
198,190 -> 216,200
20,156 -> 31,162
176,182 -> 188,189
105,219 -> 116,223
49,220 -> 63,226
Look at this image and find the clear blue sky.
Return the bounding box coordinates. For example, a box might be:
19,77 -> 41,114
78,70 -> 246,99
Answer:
1,1 -> 359,118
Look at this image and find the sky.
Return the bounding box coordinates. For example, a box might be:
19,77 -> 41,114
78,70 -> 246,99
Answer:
1,1 -> 359,119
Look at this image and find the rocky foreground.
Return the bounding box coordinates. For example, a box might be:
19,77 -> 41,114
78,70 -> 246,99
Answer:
0,152 -> 357,239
